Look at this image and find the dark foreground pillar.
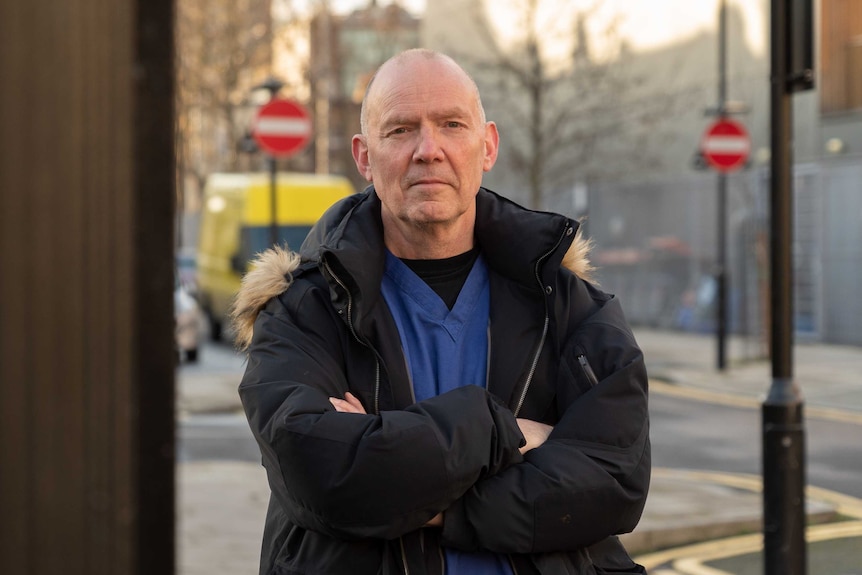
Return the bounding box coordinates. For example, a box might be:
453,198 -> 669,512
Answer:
0,1 -> 176,574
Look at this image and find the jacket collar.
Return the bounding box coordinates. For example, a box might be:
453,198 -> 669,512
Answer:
232,186 -> 592,352
303,186 -> 578,296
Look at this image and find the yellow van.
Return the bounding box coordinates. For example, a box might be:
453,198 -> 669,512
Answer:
197,172 -> 355,340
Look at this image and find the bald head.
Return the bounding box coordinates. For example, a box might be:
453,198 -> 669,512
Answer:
359,49 -> 486,136
349,47 -> 499,258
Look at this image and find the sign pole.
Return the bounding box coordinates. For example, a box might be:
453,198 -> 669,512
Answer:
701,119 -> 750,374
702,0 -> 750,374
269,155 -> 278,248
251,91 -> 313,250
716,0 -> 728,371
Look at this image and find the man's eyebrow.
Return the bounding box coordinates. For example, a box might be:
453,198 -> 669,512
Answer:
380,107 -> 473,124
379,114 -> 414,127
429,107 -> 472,121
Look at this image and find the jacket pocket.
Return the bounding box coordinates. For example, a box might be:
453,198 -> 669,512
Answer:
531,549 -> 595,574
587,536 -> 647,575
274,525 -> 386,575
554,345 -> 602,418
576,351 -> 600,388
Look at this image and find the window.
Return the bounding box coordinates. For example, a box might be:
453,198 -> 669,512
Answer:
821,0 -> 862,113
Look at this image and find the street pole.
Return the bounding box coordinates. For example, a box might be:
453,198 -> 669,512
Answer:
763,1 -> 813,572
253,76 -> 285,249
269,154 -> 278,248
716,0 -> 728,371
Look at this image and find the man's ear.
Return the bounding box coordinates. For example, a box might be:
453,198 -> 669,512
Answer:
482,121 -> 500,173
352,134 -> 373,182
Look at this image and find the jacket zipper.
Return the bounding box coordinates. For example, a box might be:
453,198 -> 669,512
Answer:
577,353 -> 600,387
323,258 -> 382,414
513,223 -> 573,416
327,221 -> 567,571
485,323 -> 492,391
514,314 -> 548,417
399,537 -> 410,575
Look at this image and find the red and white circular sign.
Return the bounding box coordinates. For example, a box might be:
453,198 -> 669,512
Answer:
252,99 -> 312,157
701,119 -> 750,173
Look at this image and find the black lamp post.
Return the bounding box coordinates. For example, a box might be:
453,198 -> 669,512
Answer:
763,1 -> 813,573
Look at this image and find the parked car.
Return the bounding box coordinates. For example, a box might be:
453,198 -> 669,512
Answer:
176,247 -> 198,298
175,276 -> 203,363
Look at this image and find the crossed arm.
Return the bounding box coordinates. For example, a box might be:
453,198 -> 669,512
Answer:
329,392 -> 554,528
329,393 -> 553,453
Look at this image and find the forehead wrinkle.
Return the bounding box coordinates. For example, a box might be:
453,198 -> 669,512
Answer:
372,86 -> 480,134
380,105 -> 474,126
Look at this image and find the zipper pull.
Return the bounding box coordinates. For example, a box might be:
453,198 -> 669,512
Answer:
577,354 -> 600,387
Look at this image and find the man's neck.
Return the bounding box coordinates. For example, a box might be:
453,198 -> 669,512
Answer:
383,217 -> 475,260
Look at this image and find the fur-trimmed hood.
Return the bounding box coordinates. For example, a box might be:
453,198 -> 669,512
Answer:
231,232 -> 594,352
231,190 -> 594,352
231,246 -> 302,351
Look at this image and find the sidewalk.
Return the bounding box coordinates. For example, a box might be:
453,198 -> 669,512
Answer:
626,328 -> 862,571
177,329 -> 862,573
634,328 -> 862,413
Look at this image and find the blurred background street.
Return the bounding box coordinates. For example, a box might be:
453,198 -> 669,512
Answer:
4,0 -> 861,573
175,329 -> 862,574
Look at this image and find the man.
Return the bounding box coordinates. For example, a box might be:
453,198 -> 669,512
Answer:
233,49 -> 650,575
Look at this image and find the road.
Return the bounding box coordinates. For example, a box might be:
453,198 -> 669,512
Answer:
179,341 -> 862,498
177,341 -> 255,462
645,387 -> 862,574
650,391 -> 862,499
176,340 -> 862,574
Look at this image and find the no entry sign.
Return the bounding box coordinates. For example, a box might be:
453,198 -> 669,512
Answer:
252,99 -> 312,157
701,119 -> 750,173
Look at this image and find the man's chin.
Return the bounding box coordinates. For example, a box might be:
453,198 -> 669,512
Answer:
406,206 -> 470,230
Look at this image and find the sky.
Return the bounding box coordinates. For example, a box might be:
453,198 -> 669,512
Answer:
282,0 -> 766,57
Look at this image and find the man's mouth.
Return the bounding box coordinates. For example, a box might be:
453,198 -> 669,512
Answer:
410,178 -> 449,186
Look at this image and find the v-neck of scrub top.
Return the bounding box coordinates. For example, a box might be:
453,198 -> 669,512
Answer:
381,250 -> 490,402
383,250 -> 488,341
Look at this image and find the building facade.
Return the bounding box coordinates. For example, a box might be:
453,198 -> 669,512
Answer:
309,2 -> 421,191
424,0 -> 862,347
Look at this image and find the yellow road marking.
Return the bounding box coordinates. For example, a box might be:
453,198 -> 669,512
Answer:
650,380 -> 862,425
636,468 -> 862,571
672,521 -> 862,575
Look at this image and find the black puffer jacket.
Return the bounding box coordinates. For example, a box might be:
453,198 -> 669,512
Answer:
235,188 -> 650,575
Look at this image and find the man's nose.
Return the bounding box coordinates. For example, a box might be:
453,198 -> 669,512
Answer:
412,126 -> 445,163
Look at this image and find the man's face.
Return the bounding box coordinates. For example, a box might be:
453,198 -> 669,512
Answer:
352,56 -> 499,235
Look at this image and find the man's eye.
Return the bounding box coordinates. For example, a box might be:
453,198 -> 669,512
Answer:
446,122 -> 463,128
389,127 -> 408,135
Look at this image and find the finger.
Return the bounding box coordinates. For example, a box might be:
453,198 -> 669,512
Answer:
344,392 -> 367,413
329,396 -> 364,414
329,397 -> 350,412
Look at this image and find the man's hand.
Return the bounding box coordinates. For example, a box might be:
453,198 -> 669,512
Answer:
517,418 -> 553,454
329,392 -> 367,414
330,393 -> 444,528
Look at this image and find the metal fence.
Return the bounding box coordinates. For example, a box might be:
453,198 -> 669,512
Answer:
565,158 -> 862,354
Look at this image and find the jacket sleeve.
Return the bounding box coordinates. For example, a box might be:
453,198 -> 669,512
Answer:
238,284 -> 525,542
441,296 -> 650,554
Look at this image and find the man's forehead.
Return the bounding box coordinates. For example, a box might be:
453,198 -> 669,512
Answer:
367,60 -> 479,123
